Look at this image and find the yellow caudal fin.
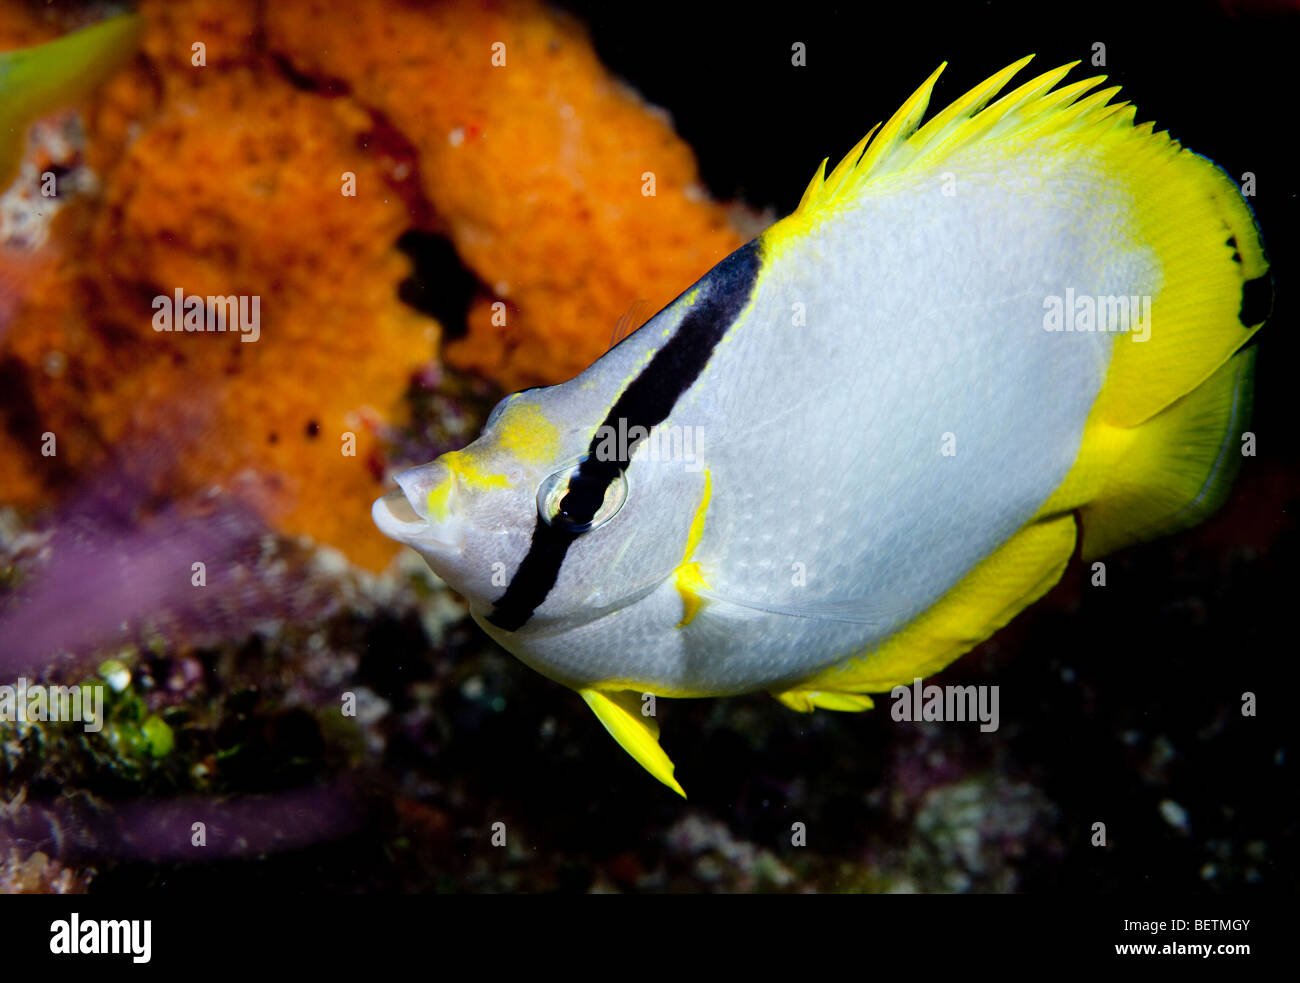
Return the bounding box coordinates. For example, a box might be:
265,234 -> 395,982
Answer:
579,688 -> 685,797
1033,122 -> 1267,556
784,514 -> 1078,697
1088,139 -> 1269,428
0,14 -> 143,191
1043,346 -> 1256,559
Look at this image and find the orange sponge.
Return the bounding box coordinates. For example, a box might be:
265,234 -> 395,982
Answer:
265,0 -> 746,391
0,0 -> 746,570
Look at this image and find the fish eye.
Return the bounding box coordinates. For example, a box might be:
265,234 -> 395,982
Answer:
537,459 -> 628,534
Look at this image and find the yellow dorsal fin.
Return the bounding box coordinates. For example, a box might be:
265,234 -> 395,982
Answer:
849,61 -> 946,180
792,55 -> 1133,221
907,55 -> 1044,151
580,688 -> 685,797
795,155 -> 831,214
816,122 -> 880,205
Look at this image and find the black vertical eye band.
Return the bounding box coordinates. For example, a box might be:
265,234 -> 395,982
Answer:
486,239 -> 762,632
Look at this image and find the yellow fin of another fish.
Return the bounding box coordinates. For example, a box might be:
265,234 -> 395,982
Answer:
772,689 -> 875,713
793,514 -> 1078,694
579,688 -> 685,797
0,14 -> 143,191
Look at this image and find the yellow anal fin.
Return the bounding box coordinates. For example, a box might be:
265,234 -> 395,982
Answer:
579,688 -> 685,797
796,514 -> 1078,694
772,689 -> 875,713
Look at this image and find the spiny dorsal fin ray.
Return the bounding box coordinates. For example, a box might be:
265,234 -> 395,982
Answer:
850,61 -> 947,180
906,54 -> 1039,150
794,56 -> 1139,219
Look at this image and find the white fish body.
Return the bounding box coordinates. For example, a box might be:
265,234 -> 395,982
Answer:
374,57 -> 1269,794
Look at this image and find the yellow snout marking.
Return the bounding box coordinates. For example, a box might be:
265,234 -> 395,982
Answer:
426,402 -> 561,519
425,475 -> 455,522
495,402 -> 560,464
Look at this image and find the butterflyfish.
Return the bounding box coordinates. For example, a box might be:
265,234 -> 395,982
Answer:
374,56 -> 1270,795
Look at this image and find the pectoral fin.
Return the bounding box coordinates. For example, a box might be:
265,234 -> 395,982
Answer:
579,688 -> 686,797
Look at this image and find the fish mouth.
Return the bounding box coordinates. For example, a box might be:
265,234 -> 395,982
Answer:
372,464 -> 464,551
